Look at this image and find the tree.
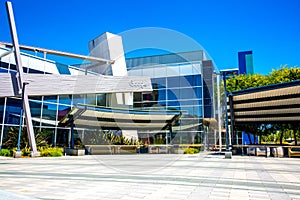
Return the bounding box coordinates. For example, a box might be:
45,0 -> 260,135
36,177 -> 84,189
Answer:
226,66 -> 300,144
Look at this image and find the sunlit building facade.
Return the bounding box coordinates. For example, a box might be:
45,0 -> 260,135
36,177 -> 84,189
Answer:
0,34 -> 217,149
126,51 -> 216,145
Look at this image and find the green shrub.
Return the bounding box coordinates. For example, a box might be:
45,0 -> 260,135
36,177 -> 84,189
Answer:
40,147 -> 63,157
22,147 -> 31,156
0,149 -> 11,157
184,148 -> 199,154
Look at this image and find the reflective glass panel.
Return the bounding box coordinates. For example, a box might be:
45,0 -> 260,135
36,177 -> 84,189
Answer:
152,78 -> 166,89
96,94 -> 106,106
167,89 -> 180,100
29,100 -> 42,118
57,105 -> 71,121
73,94 -> 85,105
86,94 -> 96,105
42,102 -> 57,121
5,98 -> 21,125
167,77 -> 180,88
0,98 -> 4,123
59,95 -> 72,105
44,95 -> 58,104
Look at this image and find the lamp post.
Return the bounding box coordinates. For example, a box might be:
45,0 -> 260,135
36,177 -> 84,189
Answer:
220,69 -> 238,159
15,82 -> 29,158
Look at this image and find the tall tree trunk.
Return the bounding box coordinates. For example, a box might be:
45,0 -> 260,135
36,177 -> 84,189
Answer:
259,133 -> 262,144
280,131 -> 283,145
293,130 -> 297,145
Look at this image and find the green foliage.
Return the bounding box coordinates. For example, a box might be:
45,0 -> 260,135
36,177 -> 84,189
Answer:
39,147 -> 63,157
22,147 -> 31,156
0,149 -> 11,157
184,148 -> 199,154
84,131 -> 142,145
226,66 -> 300,92
2,127 -> 50,151
154,137 -> 165,145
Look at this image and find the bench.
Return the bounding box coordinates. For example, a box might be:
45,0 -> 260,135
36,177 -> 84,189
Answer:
288,147 -> 300,158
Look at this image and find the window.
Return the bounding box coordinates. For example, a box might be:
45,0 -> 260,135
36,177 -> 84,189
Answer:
152,78 -> 166,89
0,98 -> 5,123
59,95 -> 72,105
29,100 -> 42,118
41,102 -> 57,121
96,94 -> 106,106
44,95 -> 58,104
5,98 -> 21,125
167,77 -> 180,88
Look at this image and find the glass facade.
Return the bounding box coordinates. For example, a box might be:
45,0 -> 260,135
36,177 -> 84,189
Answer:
0,48 -> 216,147
0,51 -> 109,147
127,51 -> 215,145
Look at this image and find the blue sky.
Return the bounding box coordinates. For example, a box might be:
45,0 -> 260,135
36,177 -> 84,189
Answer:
0,0 -> 299,74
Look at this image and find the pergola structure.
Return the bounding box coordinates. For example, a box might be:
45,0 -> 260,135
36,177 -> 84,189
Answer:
60,104 -> 182,148
228,80 -> 300,139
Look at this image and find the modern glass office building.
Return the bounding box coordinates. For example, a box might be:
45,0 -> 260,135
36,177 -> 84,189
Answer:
126,51 -> 216,145
0,34 -> 218,149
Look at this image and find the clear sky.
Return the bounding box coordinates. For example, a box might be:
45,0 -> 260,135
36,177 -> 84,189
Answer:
0,0 -> 299,74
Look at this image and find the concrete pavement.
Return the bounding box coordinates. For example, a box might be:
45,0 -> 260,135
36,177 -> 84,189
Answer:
0,153 -> 300,200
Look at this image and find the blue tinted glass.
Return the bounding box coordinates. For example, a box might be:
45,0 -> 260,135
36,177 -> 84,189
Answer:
0,98 -> 5,123
167,101 -> 180,107
157,100 -> 167,106
167,89 -> 180,100
29,100 -> 42,118
73,94 -> 85,105
194,106 -> 203,117
152,78 -> 166,89
42,102 -> 57,120
5,98 -> 21,125
179,100 -> 198,106
194,75 -> 202,86
193,87 -> 202,99
181,106 -> 193,116
0,68 -> 8,73
59,95 -> 72,105
167,77 -> 180,88
180,75 -> 202,87
44,96 -> 58,103
180,75 -> 193,87
157,89 -> 166,101
86,94 -> 96,105
180,87 -> 195,99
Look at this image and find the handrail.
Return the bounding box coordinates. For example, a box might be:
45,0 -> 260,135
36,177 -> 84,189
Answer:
0,41 -> 115,64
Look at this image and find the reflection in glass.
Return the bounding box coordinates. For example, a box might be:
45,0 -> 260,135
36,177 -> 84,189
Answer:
59,95 -> 72,105
0,98 -> 5,123
73,94 -> 85,105
152,78 -> 166,89
5,98 -> 21,125
167,76 -> 180,88
57,105 -> 71,121
29,100 -> 42,118
86,94 -> 96,105
42,102 -> 57,121
96,94 -> 106,106
44,95 -> 58,103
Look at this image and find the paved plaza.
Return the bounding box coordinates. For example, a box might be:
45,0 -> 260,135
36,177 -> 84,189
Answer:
0,153 -> 300,200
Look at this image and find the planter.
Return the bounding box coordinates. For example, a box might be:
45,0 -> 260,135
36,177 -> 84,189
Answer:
64,148 -> 85,156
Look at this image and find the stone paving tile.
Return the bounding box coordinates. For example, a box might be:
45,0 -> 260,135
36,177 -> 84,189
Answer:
1,154 -> 300,199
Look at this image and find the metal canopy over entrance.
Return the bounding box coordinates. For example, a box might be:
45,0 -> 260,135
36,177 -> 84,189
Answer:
60,104 -> 182,130
228,80 -> 300,124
